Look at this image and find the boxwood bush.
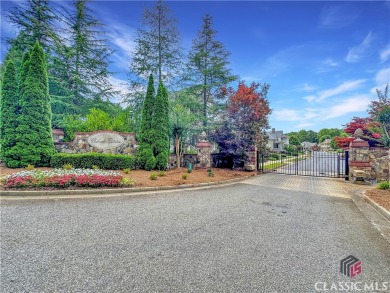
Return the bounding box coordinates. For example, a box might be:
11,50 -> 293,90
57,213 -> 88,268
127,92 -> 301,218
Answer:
51,153 -> 136,170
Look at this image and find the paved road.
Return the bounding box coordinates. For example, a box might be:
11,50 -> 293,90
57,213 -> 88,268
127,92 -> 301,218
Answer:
1,175 -> 389,292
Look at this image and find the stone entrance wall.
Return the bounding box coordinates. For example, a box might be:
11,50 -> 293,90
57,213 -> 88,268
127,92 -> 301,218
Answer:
349,139 -> 389,182
54,130 -> 137,155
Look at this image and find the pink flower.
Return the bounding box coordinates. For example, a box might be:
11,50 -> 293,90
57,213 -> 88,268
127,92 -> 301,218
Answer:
372,133 -> 381,139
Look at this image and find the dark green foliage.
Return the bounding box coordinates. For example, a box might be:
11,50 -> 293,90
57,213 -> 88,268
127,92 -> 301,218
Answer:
65,0 -> 116,104
11,42 -> 55,167
0,61 -> 19,166
145,153 -> 157,171
155,151 -> 169,170
51,153 -> 136,170
152,83 -> 170,170
138,74 -> 156,169
187,14 -> 237,128
129,0 -> 182,85
140,75 -> 155,145
137,148 -> 154,170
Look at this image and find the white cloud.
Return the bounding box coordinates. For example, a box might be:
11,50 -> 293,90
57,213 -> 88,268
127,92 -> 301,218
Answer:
311,79 -> 366,102
297,83 -> 316,92
323,58 -> 338,67
318,5 -> 359,29
322,95 -> 371,119
108,76 -> 129,103
304,95 -> 317,103
345,32 -> 374,63
380,45 -> 390,62
297,122 -> 315,129
273,109 -> 301,121
375,67 -> 390,86
256,45 -> 305,77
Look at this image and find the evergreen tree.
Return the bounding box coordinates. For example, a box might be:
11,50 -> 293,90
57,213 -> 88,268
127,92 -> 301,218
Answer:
5,0 -> 76,126
7,0 -> 59,54
187,14 -> 237,128
11,42 -> 55,167
127,0 -> 182,132
0,61 -> 19,166
137,74 -> 156,169
130,0 -> 182,85
64,0 -> 116,104
152,83 -> 170,170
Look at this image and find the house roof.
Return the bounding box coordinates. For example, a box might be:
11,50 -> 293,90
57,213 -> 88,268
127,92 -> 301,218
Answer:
267,130 -> 287,140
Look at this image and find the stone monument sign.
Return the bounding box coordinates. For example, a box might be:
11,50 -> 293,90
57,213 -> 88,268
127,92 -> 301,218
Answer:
53,130 -> 137,155
87,132 -> 125,150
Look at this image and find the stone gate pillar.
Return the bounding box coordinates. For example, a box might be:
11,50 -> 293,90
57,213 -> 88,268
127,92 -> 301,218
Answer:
348,128 -> 371,180
196,132 -> 212,168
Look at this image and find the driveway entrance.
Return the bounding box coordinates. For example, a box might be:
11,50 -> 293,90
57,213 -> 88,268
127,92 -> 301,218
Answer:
258,149 -> 349,179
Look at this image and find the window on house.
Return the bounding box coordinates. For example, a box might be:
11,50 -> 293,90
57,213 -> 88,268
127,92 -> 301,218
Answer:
274,143 -> 279,149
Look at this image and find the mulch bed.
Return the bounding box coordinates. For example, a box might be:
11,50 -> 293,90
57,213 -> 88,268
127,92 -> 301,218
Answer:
365,188 -> 390,212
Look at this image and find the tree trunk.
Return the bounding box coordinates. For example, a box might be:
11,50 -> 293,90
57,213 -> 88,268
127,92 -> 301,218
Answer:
175,134 -> 181,168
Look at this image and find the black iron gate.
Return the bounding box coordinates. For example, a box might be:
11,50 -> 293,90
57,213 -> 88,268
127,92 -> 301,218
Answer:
258,149 -> 349,179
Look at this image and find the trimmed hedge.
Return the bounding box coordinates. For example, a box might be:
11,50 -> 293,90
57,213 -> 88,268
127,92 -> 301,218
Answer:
51,153 -> 136,170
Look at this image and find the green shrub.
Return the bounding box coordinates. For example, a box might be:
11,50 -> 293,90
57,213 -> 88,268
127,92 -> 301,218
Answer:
123,168 -> 131,174
137,147 -> 155,170
120,177 -> 135,186
155,151 -> 169,171
150,173 -> 158,180
63,163 -> 73,170
51,153 -> 136,170
25,164 -> 35,171
185,150 -> 197,154
207,169 -> 214,177
181,173 -> 188,180
145,155 -> 156,171
378,181 -> 389,190
270,153 -> 281,160
158,171 -> 165,177
92,165 -> 100,170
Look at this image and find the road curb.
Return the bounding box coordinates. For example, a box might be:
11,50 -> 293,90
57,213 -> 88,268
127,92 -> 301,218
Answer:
351,190 -> 390,244
0,174 -> 257,198
362,190 -> 390,222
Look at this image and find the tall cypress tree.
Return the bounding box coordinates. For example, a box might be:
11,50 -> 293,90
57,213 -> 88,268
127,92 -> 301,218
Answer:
137,74 -> 156,170
12,41 -> 55,167
152,82 -> 170,170
0,61 -> 19,167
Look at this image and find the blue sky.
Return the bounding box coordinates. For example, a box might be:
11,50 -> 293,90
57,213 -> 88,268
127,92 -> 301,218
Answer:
1,1 -> 389,133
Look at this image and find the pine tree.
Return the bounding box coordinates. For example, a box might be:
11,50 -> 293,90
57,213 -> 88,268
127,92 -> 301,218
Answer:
7,0 -> 59,54
11,42 -> 55,167
65,0 -> 116,105
0,61 -> 19,166
127,0 -> 182,132
130,0 -> 182,85
137,74 -> 156,170
152,83 -> 170,170
187,14 -> 237,128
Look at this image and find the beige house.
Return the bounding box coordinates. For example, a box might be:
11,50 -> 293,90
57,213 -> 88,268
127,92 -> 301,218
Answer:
319,139 -> 332,151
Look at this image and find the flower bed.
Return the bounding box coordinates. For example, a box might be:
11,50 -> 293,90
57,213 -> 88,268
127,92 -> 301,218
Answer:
1,169 -> 134,189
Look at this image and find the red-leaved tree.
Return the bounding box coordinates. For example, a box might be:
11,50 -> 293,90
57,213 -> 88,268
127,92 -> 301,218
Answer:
211,81 -> 271,168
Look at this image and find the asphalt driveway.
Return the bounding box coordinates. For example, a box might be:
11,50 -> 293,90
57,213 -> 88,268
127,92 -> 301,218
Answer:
1,174 -> 389,292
